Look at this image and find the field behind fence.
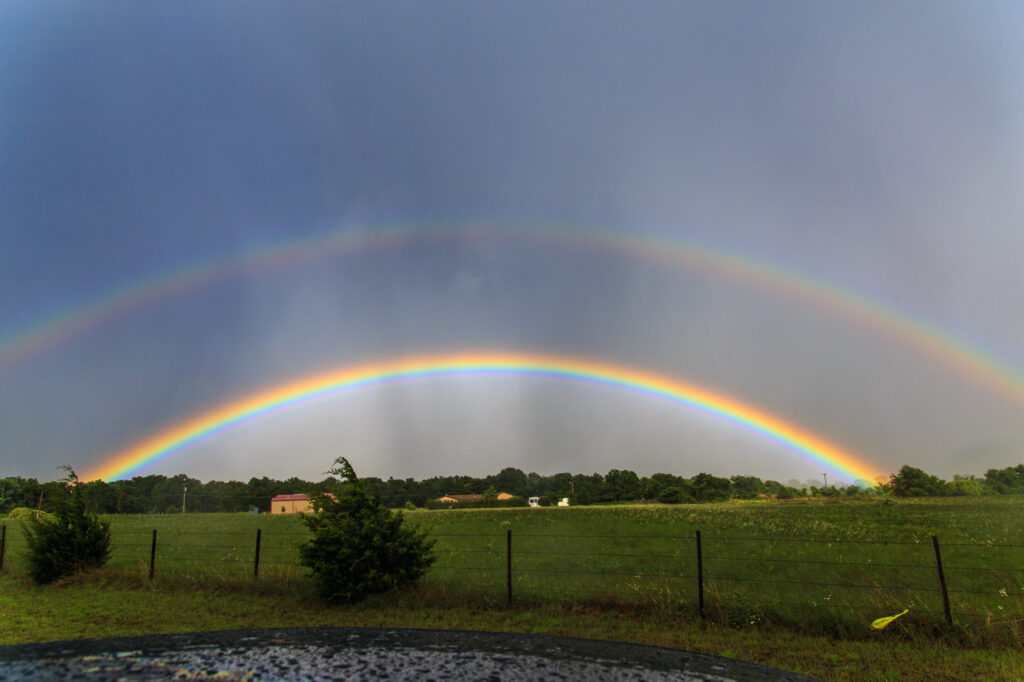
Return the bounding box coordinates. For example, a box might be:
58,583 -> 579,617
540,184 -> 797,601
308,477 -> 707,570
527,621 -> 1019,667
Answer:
2,498 -> 1022,642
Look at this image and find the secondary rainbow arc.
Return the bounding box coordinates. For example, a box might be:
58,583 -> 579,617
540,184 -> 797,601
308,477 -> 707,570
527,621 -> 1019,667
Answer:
4,223 -> 1023,413
82,351 -> 884,484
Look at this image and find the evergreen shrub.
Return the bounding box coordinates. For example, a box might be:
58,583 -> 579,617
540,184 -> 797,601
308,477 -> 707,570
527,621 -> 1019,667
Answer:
299,458 -> 435,603
23,468 -> 111,584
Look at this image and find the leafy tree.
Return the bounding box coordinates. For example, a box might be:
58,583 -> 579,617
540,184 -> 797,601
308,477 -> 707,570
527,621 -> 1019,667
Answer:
299,457 -> 434,603
690,473 -> 732,502
22,467 -> 111,584
984,465 -> 1024,495
889,465 -> 947,497
730,475 -> 764,499
604,469 -> 641,501
79,480 -> 118,514
569,473 -> 603,505
482,485 -> 498,500
548,472 -> 574,499
0,481 -> 12,513
810,485 -> 840,498
947,475 -> 990,496
645,473 -> 693,501
493,467 -> 530,497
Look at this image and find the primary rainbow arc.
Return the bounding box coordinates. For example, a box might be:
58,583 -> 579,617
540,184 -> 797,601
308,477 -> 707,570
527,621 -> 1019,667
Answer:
83,351 -> 883,484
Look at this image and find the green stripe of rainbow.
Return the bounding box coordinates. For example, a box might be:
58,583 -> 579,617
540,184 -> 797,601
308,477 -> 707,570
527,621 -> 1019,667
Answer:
82,350 -> 883,484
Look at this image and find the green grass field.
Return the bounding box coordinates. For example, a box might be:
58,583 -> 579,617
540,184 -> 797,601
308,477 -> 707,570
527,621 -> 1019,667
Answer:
2,497 -> 1022,680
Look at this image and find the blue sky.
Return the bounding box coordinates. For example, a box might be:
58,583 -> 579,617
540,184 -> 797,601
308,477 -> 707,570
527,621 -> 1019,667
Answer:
2,2 -> 1024,483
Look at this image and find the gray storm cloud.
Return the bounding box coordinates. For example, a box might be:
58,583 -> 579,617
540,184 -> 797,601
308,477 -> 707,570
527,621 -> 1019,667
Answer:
2,2 -> 1023,483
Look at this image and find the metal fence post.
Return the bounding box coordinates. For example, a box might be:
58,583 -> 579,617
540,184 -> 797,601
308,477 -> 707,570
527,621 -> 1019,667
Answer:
506,528 -> 513,605
695,530 -> 705,620
931,535 -> 952,626
149,529 -> 157,581
253,528 -> 262,579
1,524 -> 6,572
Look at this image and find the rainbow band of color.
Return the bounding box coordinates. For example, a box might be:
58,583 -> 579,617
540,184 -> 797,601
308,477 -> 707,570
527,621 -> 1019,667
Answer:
83,351 -> 883,484
6,223 -> 1024,412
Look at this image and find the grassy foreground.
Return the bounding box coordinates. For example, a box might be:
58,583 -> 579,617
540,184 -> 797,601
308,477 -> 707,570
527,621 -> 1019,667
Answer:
2,497 -> 1022,680
0,572 -> 1020,681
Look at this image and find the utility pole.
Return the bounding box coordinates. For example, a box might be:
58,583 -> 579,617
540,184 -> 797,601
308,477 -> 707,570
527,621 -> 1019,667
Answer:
182,485 -> 187,514
822,473 -> 828,491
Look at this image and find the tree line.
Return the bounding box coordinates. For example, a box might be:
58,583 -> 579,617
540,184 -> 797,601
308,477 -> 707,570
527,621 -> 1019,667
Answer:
2,463 -> 1022,516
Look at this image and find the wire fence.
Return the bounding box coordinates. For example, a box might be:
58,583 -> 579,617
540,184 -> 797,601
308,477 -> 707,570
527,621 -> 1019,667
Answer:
2,522 -> 1022,629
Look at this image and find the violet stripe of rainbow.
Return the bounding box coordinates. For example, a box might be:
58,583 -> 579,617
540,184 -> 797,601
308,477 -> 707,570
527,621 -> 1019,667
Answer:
82,351 -> 883,484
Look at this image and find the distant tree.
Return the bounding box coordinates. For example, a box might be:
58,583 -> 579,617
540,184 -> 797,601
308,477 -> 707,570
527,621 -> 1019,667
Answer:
22,467 -> 111,584
760,480 -> 800,499
810,485 -> 840,498
948,475 -> 992,496
645,473 -> 685,500
549,472 -> 574,500
299,457 -> 434,603
657,487 -> 694,504
204,480 -> 250,512
79,480 -> 118,514
604,469 -> 642,501
730,475 -> 764,499
690,473 -> 732,502
570,474 -> 603,505
889,465 -> 947,497
482,485 -> 498,500
494,468 -> 530,497
0,478 -> 19,514
983,465 -> 1024,495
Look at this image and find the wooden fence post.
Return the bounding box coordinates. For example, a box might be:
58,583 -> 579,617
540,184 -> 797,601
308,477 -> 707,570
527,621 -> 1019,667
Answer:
149,529 -> 157,581
695,530 -> 705,620
253,528 -> 262,579
931,535 -> 952,626
506,528 -> 513,606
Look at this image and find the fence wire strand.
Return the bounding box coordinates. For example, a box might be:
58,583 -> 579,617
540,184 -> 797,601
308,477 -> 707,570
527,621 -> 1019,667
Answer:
7,524 -> 1023,628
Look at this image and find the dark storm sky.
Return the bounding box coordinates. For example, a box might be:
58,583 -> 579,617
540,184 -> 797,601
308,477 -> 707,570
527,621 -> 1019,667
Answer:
2,2 -> 1023,483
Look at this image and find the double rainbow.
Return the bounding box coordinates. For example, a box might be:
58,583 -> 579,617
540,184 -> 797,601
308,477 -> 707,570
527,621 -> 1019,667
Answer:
82,351 -> 884,484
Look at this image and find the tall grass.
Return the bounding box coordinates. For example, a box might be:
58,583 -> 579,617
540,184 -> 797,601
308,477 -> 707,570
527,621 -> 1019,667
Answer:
3,496 -> 1021,645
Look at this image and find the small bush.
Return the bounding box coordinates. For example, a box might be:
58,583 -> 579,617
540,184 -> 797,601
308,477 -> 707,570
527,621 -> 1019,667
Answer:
5,507 -> 54,522
23,468 -> 111,584
299,458 -> 435,603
